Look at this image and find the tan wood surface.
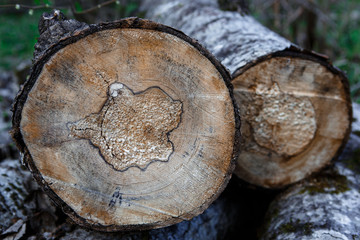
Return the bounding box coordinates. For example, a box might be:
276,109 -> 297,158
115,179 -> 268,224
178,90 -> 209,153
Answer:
233,56 -> 350,188
141,0 -> 352,189
12,19 -> 239,231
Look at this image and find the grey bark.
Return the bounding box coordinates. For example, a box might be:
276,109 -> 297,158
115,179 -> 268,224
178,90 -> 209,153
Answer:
260,103 -> 360,240
141,0 -> 291,75
0,159 -> 59,239
0,73 -> 19,160
34,10 -> 89,62
0,159 -> 33,233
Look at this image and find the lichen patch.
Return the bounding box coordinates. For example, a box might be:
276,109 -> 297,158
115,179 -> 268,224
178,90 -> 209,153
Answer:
68,82 -> 182,171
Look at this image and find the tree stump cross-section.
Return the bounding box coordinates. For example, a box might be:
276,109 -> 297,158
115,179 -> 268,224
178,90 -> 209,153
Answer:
11,16 -> 240,231
234,55 -> 350,188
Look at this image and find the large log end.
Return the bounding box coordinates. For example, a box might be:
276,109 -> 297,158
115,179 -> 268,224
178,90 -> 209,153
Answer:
11,16 -> 239,231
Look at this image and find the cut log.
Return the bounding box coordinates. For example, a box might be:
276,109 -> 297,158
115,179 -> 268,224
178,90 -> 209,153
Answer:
142,0 -> 352,189
11,12 -> 240,231
0,158 -> 268,239
260,103 -> 360,239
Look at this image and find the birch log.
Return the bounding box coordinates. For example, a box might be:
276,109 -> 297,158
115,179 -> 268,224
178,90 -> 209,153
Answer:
0,159 -> 34,233
260,103 -> 360,239
142,0 -> 352,189
11,11 -> 239,231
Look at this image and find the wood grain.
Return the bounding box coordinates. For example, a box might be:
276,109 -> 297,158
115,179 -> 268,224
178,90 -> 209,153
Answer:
142,0 -> 352,189
12,18 -> 239,231
234,56 -> 350,188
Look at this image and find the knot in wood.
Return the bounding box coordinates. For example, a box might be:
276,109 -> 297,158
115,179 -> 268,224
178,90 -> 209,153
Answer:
68,83 -> 182,171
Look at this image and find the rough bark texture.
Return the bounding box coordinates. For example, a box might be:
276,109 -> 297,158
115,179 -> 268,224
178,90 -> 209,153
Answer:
11,13 -> 240,231
0,159 -> 34,233
0,73 -> 19,160
0,159 -> 60,239
34,10 -> 89,62
141,0 -> 291,74
260,103 -> 360,239
142,0 -> 352,189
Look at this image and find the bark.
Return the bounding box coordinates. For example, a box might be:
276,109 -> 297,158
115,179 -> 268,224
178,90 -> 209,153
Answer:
0,72 -> 19,160
34,10 -> 89,62
260,103 -> 360,239
142,0 -> 352,189
0,159 -> 59,239
0,159 -> 34,233
11,12 -> 240,231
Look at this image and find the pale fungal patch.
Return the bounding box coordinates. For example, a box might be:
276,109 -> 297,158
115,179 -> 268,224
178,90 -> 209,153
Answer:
68,82 -> 182,171
109,82 -> 124,97
246,82 -> 316,156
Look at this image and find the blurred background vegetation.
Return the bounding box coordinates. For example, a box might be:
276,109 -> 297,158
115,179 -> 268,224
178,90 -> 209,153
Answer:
0,0 -> 360,101
249,0 -> 360,103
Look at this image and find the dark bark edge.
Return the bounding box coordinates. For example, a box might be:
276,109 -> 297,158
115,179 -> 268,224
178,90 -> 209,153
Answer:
10,16 -> 240,232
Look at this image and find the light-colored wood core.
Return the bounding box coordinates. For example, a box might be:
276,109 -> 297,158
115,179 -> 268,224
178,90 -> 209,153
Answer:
17,26 -> 237,230
233,57 -> 350,188
245,82 -> 316,156
68,83 -> 182,171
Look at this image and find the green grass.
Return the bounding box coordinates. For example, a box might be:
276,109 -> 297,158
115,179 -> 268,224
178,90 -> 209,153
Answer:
0,1 -> 140,71
0,10 -> 43,70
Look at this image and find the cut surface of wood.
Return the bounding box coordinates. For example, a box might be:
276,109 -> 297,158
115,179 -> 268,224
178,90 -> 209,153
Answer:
142,0 -> 352,189
234,56 -> 350,188
12,17 -> 239,231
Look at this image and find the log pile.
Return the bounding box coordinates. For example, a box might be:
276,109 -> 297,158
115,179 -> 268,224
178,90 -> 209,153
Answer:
142,0 -> 352,189
1,1 -> 358,239
260,103 -> 360,239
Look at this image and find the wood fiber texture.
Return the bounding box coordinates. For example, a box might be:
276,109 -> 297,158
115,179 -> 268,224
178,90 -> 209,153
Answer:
11,16 -> 239,231
234,56 -> 350,188
142,0 -> 352,188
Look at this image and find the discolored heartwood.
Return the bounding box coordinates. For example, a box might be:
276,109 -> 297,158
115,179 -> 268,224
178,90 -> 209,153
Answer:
11,16 -> 240,231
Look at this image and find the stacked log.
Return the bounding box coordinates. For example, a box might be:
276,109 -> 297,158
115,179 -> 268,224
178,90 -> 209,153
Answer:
142,0 -> 352,189
260,103 -> 360,239
10,11 -> 240,231
2,1 -> 357,239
